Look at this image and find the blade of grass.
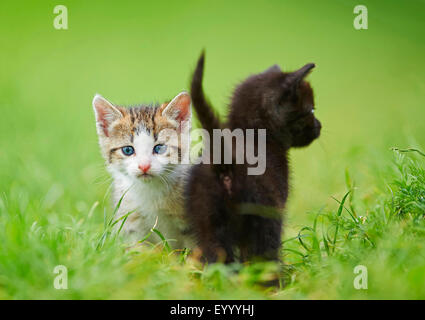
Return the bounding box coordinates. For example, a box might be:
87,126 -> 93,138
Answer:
332,191 -> 350,254
392,147 -> 425,158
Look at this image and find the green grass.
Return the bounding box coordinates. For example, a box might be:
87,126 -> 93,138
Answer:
0,0 -> 424,299
0,150 -> 423,299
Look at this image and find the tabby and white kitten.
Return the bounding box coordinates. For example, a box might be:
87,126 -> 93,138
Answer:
92,92 -> 195,248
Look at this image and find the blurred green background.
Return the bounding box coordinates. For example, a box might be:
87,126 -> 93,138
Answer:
0,0 -> 424,299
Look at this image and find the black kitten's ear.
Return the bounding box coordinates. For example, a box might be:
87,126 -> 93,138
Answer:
287,63 -> 315,87
262,64 -> 281,74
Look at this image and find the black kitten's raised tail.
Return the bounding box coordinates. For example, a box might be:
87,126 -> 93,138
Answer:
191,51 -> 221,136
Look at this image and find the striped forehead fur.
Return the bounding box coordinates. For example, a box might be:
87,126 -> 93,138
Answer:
112,102 -> 174,140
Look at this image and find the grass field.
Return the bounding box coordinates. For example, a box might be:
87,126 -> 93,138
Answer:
0,0 -> 424,299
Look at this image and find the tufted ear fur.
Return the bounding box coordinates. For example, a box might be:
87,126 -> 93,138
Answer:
92,94 -> 123,137
161,91 -> 191,128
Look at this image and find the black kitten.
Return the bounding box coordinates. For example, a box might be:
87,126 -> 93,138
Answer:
185,52 -> 321,263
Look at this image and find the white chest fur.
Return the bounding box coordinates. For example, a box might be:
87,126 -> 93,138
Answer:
110,168 -> 194,249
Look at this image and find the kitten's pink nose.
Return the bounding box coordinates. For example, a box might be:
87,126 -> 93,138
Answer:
138,163 -> 151,173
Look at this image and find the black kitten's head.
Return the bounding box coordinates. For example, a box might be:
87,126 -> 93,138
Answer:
263,64 -> 321,148
279,64 -> 321,147
231,63 -> 321,148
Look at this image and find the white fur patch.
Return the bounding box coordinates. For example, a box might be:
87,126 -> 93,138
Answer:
107,128 -> 194,248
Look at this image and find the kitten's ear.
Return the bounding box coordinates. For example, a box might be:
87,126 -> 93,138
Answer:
162,92 -> 191,125
92,94 -> 123,137
262,64 -> 281,74
286,63 -> 315,88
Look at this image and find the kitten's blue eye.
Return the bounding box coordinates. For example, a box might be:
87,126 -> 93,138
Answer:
121,146 -> 135,156
153,144 -> 167,155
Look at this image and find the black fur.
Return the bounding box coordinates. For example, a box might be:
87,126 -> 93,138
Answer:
185,52 -> 321,263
